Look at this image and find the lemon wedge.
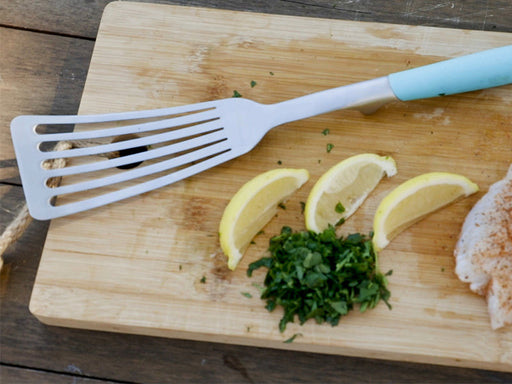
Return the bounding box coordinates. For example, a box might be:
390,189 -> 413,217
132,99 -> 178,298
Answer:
304,153 -> 397,233
373,172 -> 479,251
219,168 -> 309,270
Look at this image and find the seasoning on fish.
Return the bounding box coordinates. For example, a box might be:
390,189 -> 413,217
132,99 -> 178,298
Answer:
454,165 -> 512,330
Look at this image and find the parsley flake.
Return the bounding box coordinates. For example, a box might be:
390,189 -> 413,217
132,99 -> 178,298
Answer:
250,80 -> 257,88
252,282 -> 265,294
284,333 -> 302,343
326,143 -> 334,153
232,90 -> 242,98
335,202 -> 345,214
322,128 -> 330,136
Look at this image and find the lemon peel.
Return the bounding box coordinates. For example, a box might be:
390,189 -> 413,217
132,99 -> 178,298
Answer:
219,168 -> 309,270
305,153 -> 397,233
373,172 -> 479,251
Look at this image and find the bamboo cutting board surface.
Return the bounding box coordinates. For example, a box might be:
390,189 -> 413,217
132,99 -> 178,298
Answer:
30,1 -> 512,371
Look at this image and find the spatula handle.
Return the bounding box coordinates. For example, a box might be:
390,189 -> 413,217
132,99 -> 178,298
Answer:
388,45 -> 512,101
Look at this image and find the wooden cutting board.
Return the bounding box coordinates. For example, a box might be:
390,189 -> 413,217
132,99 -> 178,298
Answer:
30,1 -> 512,371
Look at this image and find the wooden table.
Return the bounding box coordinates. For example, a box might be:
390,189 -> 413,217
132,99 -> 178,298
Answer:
1,1 -> 512,383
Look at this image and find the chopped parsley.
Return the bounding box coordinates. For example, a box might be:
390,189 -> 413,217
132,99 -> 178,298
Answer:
326,143 -> 334,153
269,71 -> 274,76
335,202 -> 345,214
200,276 -> 207,283
283,333 -> 302,343
247,226 -> 392,332
250,80 -> 257,88
322,128 -> 330,136
252,282 -> 265,294
278,202 -> 286,210
241,292 -> 253,298
232,90 -> 242,98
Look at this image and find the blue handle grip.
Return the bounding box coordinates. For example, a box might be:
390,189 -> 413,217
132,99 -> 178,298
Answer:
388,45 -> 512,101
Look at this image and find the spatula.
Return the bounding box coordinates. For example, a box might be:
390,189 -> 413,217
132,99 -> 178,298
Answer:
10,45 -> 512,220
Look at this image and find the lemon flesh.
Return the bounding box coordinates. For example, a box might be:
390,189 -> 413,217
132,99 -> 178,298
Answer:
219,168 -> 309,270
373,172 -> 479,251
305,153 -> 397,233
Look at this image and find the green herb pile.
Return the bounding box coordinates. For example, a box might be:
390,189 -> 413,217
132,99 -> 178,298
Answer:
247,226 -> 392,332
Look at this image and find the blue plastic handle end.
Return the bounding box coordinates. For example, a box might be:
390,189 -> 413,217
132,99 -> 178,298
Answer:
388,45 -> 512,101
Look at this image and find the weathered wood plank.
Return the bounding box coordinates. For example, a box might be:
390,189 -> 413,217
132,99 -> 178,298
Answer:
0,28 -> 93,183
1,0 -> 511,39
0,365 -> 118,384
0,185 -> 26,230
2,1 -> 512,383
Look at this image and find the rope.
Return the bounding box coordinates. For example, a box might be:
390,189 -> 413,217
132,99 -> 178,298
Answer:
0,205 -> 32,270
0,141 -> 72,270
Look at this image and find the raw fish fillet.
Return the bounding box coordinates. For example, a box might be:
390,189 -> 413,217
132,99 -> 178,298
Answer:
454,165 -> 512,330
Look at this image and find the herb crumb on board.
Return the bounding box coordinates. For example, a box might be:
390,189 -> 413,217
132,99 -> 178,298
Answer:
335,202 -> 345,214
284,333 -> 303,343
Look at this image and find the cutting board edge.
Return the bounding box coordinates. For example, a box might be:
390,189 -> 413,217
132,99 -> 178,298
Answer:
28,298 -> 512,373
103,1 -> 512,42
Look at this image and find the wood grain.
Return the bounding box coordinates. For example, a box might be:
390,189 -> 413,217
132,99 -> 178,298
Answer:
2,193 -> 511,382
0,28 -> 93,184
1,0 -> 511,39
28,2 -> 512,372
2,24 -> 466,384
2,0 -> 512,383
0,365 -> 113,384
6,214 -> 509,384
